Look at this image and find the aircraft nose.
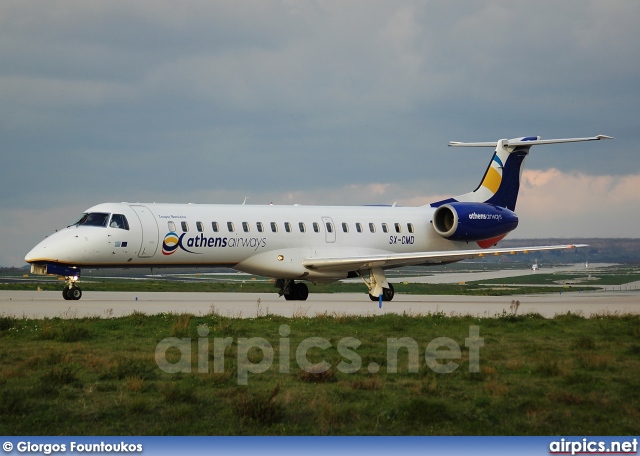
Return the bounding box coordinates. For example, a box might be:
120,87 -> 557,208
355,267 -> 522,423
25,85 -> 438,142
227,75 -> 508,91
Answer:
25,229 -> 69,264
25,227 -> 89,265
25,241 -> 48,263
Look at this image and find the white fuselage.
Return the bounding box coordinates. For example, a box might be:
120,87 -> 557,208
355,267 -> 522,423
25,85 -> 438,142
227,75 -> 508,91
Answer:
25,202 -> 462,281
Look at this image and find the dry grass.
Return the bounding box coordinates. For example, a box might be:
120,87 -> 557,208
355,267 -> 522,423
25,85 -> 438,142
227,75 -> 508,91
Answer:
351,376 -> 383,390
125,375 -> 145,392
484,379 -> 508,397
298,365 -> 338,383
169,314 -> 193,338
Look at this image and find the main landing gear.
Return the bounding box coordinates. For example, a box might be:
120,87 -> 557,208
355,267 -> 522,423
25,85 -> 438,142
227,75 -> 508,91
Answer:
368,283 -> 395,302
276,279 -> 309,301
358,267 -> 395,302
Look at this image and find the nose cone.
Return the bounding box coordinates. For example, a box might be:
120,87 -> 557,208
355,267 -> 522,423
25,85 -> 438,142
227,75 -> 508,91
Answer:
25,238 -> 52,263
25,228 -> 79,264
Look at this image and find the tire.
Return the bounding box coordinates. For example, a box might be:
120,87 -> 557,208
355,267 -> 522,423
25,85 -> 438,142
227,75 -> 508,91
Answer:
69,287 -> 82,300
62,287 -> 72,300
369,283 -> 395,302
295,282 -> 309,301
382,283 -> 395,302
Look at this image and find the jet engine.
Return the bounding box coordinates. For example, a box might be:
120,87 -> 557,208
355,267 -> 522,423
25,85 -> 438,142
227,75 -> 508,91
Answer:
432,202 -> 518,242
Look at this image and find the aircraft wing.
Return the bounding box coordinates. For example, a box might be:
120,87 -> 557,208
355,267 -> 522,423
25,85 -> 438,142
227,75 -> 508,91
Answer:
302,244 -> 587,272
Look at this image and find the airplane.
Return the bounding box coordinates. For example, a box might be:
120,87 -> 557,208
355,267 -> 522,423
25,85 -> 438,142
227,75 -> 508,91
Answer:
531,260 -> 540,271
24,134 -> 612,302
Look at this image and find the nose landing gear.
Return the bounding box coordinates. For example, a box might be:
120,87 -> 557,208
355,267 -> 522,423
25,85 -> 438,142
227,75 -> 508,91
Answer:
63,286 -> 82,300
62,276 -> 82,300
28,264 -> 83,301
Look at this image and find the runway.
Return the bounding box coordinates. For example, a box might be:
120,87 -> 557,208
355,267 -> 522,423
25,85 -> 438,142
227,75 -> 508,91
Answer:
1,289 -> 638,319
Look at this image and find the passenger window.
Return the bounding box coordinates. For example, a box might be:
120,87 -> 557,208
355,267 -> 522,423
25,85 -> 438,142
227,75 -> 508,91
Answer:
313,222 -> 320,233
407,223 -> 414,233
382,223 -> 389,233
270,222 -> 278,233
242,222 -> 250,232
369,223 -> 376,233
342,222 -> 349,233
181,221 -> 189,232
394,223 -> 401,233
356,223 -> 363,233
109,214 -> 129,230
196,221 -> 204,232
326,222 -> 334,233
257,222 -> 264,232
168,221 -> 176,232
299,222 -> 306,233
212,222 -> 219,232
284,222 -> 292,233
227,222 -> 235,232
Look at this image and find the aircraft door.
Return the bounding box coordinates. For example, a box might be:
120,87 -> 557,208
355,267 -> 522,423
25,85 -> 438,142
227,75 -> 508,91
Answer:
131,205 -> 159,258
321,217 -> 336,243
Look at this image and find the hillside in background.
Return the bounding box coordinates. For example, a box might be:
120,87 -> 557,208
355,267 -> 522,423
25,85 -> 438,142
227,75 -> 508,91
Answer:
499,238 -> 640,264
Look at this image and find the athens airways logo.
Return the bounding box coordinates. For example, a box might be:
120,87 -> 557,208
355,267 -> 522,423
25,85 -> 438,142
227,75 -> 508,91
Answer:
162,231 -> 267,255
162,232 -> 198,256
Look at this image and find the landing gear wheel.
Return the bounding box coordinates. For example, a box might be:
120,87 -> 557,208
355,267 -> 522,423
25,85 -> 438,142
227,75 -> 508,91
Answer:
382,283 -> 395,302
283,281 -> 309,301
294,282 -> 309,301
63,287 -> 72,300
68,286 -> 82,301
368,283 -> 395,302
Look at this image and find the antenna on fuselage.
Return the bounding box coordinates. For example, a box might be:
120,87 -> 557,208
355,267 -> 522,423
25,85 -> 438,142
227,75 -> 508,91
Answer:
242,197 -> 249,205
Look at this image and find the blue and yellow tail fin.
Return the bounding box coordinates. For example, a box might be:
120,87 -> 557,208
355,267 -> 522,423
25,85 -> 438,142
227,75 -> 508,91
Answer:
430,135 -> 613,211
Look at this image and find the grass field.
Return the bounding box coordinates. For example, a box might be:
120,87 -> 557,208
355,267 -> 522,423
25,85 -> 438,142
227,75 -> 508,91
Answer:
1,310 -> 639,435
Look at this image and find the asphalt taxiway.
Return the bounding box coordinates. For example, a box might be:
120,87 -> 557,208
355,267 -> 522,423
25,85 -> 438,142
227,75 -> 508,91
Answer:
1,289 -> 638,319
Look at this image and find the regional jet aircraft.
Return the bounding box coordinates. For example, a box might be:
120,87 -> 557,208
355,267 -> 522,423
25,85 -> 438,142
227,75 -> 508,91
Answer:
25,135 -> 612,301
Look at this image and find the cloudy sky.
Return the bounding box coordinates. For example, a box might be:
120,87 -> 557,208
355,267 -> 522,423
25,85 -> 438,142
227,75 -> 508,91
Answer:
2,1 -> 639,266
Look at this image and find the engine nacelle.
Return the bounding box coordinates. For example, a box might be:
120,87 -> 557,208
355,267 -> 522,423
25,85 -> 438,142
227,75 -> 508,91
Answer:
432,203 -> 518,242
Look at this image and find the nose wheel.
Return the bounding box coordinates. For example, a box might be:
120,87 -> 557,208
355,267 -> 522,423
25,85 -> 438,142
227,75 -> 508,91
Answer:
63,286 -> 82,300
62,274 -> 83,300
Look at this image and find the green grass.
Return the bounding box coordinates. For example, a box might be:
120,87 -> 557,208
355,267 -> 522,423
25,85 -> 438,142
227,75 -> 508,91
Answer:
1,311 -> 639,435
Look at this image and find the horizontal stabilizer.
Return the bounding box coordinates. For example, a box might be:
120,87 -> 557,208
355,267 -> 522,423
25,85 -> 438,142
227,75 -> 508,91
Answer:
449,135 -> 613,148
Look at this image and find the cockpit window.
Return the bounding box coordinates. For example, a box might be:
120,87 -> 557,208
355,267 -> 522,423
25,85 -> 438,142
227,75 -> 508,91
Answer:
109,214 -> 130,230
75,212 -> 109,227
